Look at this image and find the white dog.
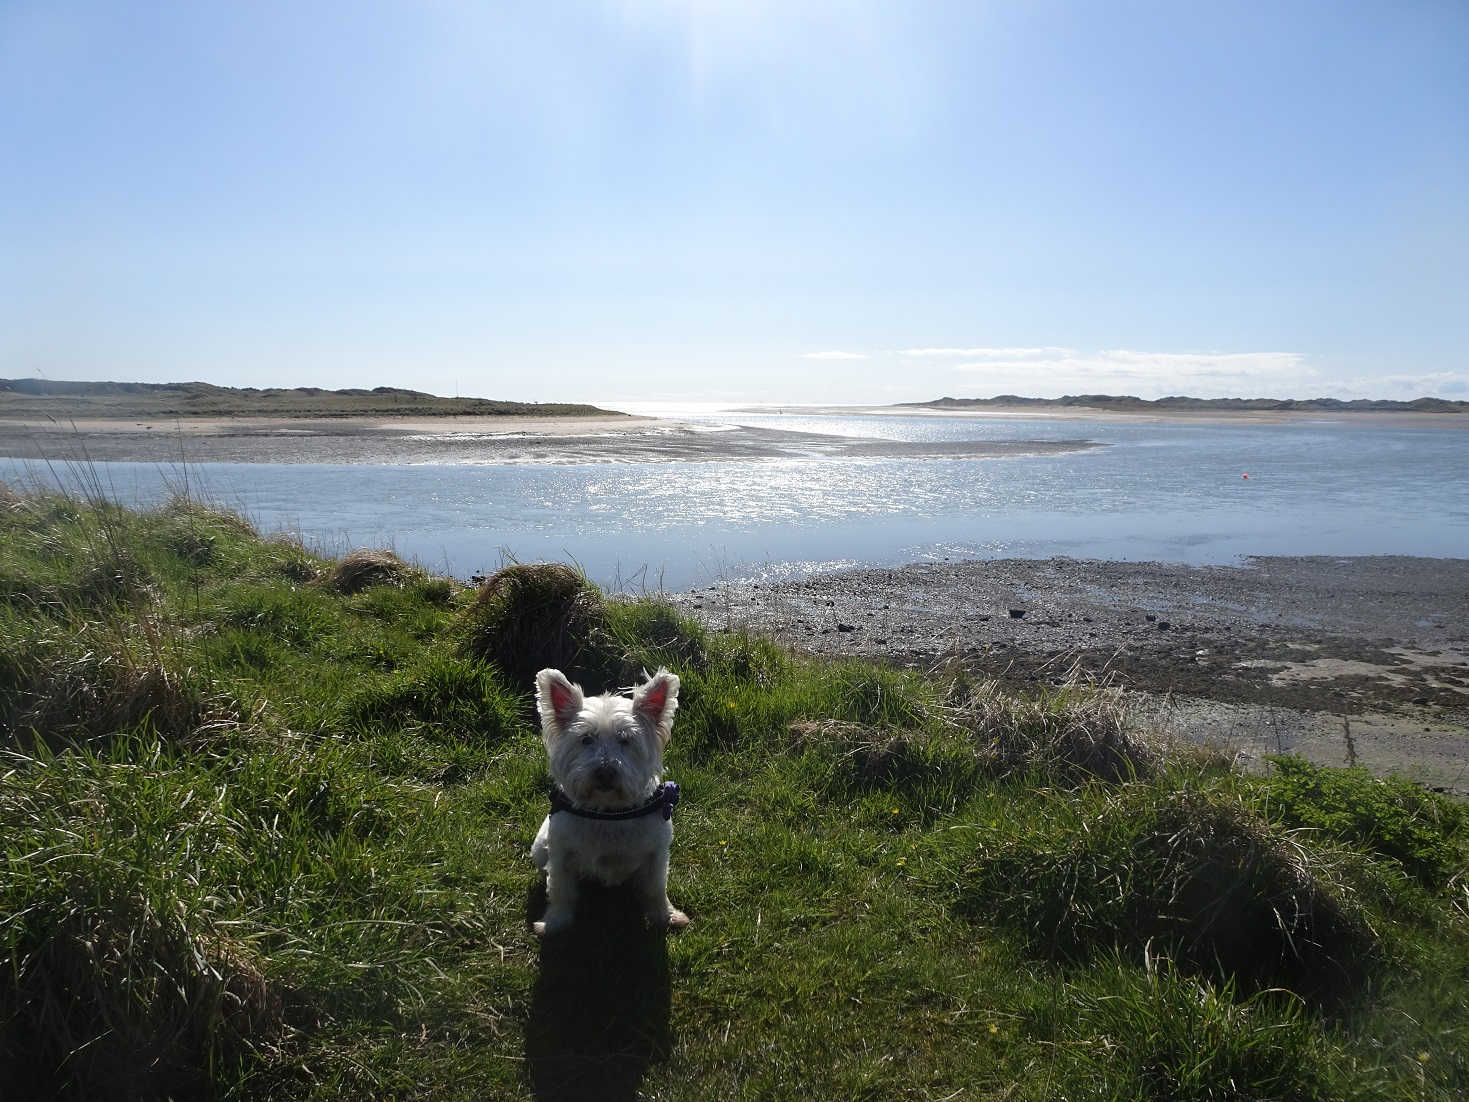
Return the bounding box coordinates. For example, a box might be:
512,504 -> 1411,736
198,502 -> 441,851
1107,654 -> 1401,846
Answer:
530,667 -> 689,937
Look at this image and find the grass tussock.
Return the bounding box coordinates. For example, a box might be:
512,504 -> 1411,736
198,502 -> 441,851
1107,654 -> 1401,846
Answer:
0,744 -> 284,1099
2,487 -> 1467,1099
459,563 -> 611,691
341,653 -> 522,745
3,626 -> 236,748
327,548 -> 415,594
791,719 -> 933,790
601,597 -> 710,675
790,718 -> 980,806
953,783 -> 1374,993
74,545 -> 155,608
1054,958 -> 1331,1101
945,662 -> 1160,783
269,537 -> 322,583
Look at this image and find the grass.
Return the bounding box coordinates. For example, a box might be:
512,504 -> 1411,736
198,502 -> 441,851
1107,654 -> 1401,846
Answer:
1,486 -> 1466,1099
0,378 -> 622,420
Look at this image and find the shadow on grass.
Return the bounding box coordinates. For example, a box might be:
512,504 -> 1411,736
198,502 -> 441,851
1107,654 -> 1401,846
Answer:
524,879 -> 673,1102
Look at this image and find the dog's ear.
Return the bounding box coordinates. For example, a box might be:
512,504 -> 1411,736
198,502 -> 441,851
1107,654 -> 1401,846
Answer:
632,668 -> 680,746
535,668 -> 583,744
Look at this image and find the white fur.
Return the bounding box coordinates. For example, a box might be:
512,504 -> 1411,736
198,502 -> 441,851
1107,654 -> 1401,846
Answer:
530,667 -> 689,937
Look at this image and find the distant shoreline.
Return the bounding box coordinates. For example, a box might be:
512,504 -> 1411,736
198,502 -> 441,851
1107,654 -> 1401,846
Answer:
736,402 -> 1469,428
904,394 -> 1468,415
7,379 -> 1466,424
0,379 -> 623,421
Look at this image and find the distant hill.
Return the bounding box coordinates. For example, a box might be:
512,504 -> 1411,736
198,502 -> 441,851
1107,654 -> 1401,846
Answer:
904,394 -> 1468,414
0,379 -> 622,420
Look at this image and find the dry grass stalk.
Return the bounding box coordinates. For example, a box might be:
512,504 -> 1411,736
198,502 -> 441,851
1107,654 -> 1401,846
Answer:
944,662 -> 1157,783
789,718 -> 930,789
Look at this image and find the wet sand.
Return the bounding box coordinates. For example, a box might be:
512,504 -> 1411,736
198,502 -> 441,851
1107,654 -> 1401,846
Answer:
668,556 -> 1469,794
0,414 -> 1101,466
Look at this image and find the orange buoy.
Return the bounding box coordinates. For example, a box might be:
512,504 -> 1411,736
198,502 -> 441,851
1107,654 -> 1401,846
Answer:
1242,473 -> 1250,479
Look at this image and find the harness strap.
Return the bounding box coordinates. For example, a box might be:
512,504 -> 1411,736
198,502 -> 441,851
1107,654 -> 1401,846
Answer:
548,780 -> 680,821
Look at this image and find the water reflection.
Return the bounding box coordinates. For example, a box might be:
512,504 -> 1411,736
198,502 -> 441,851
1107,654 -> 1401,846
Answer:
3,412 -> 1465,590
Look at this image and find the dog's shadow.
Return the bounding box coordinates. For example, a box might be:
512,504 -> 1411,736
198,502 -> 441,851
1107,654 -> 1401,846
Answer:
524,878 -> 673,1102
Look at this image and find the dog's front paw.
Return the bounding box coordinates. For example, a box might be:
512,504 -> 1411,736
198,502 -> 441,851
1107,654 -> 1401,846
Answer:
664,906 -> 690,930
534,907 -> 574,938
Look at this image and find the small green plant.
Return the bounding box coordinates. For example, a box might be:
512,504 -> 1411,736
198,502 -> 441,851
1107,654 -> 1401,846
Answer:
791,718 -> 979,808
415,577 -> 455,607
1256,754 -> 1468,888
221,587 -> 338,647
815,661 -> 933,728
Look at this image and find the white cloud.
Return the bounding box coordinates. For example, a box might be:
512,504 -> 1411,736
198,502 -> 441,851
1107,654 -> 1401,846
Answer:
801,350 -> 868,360
898,346 -> 1076,359
942,347 -> 1325,399
1337,372 -> 1469,399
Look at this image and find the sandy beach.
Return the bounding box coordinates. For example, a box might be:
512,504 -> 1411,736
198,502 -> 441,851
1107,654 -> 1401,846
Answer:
0,411 -> 1103,466
668,555 -> 1469,794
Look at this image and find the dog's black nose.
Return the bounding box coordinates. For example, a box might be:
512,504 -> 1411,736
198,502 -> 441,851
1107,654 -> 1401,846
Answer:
593,763 -> 618,788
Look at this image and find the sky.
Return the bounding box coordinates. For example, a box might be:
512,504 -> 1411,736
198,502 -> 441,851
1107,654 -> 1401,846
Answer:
2,1 -> 1466,406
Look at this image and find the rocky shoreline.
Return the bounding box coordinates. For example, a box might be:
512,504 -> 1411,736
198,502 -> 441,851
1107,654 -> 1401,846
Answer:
667,556 -> 1469,794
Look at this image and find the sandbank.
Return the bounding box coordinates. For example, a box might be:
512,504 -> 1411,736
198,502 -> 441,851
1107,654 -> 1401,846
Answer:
0,414 -> 1103,466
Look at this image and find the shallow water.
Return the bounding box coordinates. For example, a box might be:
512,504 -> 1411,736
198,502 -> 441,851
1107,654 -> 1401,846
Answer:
4,408 -> 1466,590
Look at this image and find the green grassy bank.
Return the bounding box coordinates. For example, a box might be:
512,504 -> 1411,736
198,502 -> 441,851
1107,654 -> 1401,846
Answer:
2,484 -> 1466,1100
0,378 -> 620,420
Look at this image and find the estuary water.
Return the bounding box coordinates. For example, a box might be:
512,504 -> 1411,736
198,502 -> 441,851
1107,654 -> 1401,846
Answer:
3,407 -> 1466,590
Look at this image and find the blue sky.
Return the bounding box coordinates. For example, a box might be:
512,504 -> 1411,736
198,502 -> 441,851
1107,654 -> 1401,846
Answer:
3,1 -> 1466,405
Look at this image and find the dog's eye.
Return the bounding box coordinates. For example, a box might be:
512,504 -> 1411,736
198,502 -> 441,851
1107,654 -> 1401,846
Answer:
617,734 -> 631,746
580,734 -> 594,746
